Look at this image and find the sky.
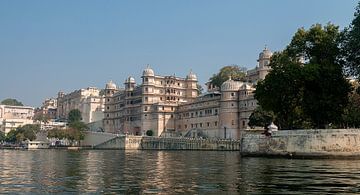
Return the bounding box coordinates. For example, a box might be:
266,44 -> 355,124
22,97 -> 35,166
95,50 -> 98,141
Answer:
0,0 -> 358,107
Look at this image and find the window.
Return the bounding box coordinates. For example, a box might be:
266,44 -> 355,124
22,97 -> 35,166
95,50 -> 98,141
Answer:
215,121 -> 218,126
231,93 -> 235,97
232,120 -> 235,125
207,122 -> 210,127
144,106 -> 148,111
171,114 -> 173,118
185,124 -> 188,129
145,87 -> 148,92
145,78 -> 148,82
107,98 -> 110,102
160,97 -> 163,101
162,106 -> 165,110
200,123 -> 203,128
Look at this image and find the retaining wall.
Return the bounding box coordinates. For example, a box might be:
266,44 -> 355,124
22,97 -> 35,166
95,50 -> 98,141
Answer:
240,129 -> 360,158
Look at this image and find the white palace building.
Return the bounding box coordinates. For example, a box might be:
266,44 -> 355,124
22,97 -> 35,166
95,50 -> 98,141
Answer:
103,47 -> 273,139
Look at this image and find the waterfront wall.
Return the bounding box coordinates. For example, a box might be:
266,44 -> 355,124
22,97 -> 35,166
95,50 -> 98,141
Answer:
84,133 -> 240,150
241,129 -> 360,158
126,136 -> 240,150
82,131 -> 118,147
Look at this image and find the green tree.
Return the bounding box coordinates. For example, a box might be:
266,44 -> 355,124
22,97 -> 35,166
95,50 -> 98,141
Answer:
197,84 -> 204,95
342,2 -> 360,79
5,129 -> 17,143
1,98 -> 23,106
34,113 -> 50,126
248,107 -> 275,129
342,86 -> 360,128
287,24 -> 351,128
0,131 -> 5,142
146,130 -> 154,136
255,24 -> 351,129
209,65 -> 247,88
5,124 -> 40,143
68,109 -> 82,124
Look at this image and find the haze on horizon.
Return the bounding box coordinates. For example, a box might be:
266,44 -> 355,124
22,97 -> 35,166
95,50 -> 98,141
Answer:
0,0 -> 357,107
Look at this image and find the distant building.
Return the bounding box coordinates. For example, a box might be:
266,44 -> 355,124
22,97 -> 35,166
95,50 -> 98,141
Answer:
0,105 -> 34,134
34,98 -> 58,120
57,87 -> 105,124
103,48 -> 273,139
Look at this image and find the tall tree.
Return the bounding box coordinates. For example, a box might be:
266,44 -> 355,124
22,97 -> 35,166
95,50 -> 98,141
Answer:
255,52 -> 307,129
343,2 -> 360,78
248,106 -> 275,129
255,24 -> 351,129
68,109 -> 82,124
209,65 -> 247,88
1,98 -> 23,106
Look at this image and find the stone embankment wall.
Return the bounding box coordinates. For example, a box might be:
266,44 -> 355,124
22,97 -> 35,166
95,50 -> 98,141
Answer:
82,132 -> 118,147
126,136 -> 240,150
241,129 -> 360,158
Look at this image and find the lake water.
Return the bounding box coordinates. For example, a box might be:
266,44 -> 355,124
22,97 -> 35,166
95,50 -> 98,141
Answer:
0,150 -> 360,194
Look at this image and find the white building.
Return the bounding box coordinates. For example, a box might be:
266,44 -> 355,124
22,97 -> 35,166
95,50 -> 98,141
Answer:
0,105 -> 34,134
57,87 -> 105,124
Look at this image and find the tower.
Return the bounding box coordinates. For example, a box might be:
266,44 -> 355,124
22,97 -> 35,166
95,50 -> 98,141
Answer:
141,66 -> 156,135
185,70 -> 198,99
257,46 -> 273,80
103,81 -> 117,133
219,77 -> 241,139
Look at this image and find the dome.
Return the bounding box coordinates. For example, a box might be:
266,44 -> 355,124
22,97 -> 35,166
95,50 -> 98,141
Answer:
186,70 -> 197,81
259,46 -> 273,60
105,80 -> 117,89
143,65 -> 155,77
221,77 -> 243,91
125,76 -> 135,83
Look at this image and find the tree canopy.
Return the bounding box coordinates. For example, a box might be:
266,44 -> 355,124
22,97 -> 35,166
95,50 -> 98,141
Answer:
255,24 -> 351,129
5,124 -> 40,143
1,98 -> 23,106
343,2 -> 360,78
209,65 -> 247,88
68,109 -> 82,124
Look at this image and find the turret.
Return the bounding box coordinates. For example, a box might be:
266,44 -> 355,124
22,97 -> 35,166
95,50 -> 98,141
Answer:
219,77 -> 241,139
124,76 -> 136,90
185,70 -> 198,98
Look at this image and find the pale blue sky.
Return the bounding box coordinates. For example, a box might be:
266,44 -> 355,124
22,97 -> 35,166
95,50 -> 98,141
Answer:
0,0 -> 358,107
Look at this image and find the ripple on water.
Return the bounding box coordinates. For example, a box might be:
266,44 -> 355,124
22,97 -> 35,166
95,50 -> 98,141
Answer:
1,150 -> 360,194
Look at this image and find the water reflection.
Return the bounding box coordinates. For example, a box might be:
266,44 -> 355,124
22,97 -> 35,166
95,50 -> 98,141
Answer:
0,150 -> 360,194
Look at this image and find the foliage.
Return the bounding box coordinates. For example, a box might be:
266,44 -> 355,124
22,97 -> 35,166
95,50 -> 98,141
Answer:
0,131 -> 6,142
5,124 -> 40,143
197,84 -> 204,95
342,2 -> 360,78
68,109 -> 82,124
209,65 -> 247,88
34,113 -> 50,124
47,127 -> 85,145
342,88 -> 360,128
248,107 -> 275,129
1,98 -> 23,106
146,130 -> 154,136
255,24 -> 351,129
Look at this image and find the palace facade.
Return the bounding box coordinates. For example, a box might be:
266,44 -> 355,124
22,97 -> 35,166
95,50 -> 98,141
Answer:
57,87 -> 105,124
104,47 -> 272,139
